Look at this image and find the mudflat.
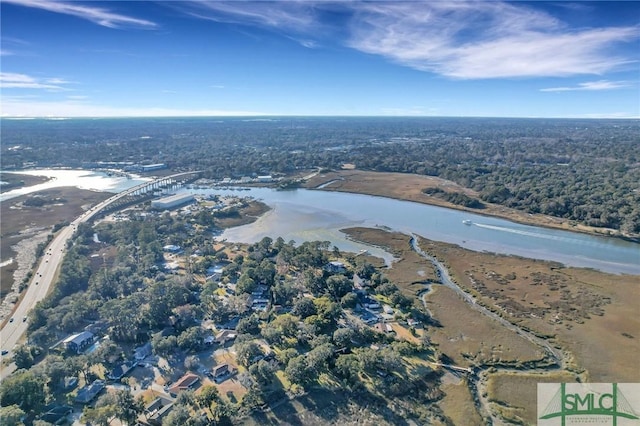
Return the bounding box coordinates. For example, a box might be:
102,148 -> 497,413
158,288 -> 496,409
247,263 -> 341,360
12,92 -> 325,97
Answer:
0,187 -> 110,300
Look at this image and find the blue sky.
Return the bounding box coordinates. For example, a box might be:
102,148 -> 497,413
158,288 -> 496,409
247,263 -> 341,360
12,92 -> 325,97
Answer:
1,1 -> 638,118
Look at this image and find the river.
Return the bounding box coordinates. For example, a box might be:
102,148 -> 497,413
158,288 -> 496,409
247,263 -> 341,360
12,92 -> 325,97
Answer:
0,169 -> 151,202
1,169 -> 638,275
189,187 -> 639,276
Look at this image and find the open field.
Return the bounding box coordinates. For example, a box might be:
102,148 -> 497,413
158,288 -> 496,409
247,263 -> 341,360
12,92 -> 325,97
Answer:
417,237 -> 640,382
1,187 -> 110,301
424,285 -> 546,367
439,377 -> 483,426
485,371 -> 577,425
307,169 -> 625,239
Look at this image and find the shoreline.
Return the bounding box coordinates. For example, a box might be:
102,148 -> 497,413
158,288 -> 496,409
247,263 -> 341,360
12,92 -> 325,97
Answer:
303,170 -> 638,244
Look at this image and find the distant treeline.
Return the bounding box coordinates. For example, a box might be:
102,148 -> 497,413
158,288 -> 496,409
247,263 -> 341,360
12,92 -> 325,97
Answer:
2,117 -> 639,234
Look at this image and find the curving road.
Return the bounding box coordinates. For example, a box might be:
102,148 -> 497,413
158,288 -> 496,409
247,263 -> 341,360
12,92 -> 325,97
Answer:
0,172 -> 199,377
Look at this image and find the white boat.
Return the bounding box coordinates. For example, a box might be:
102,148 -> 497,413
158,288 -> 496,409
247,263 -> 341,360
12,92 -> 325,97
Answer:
462,219 -> 472,225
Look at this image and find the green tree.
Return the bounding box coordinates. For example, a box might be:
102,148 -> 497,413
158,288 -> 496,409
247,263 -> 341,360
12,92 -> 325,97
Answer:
196,385 -> 220,412
236,274 -> 256,295
292,297 -> 316,319
356,262 -> 376,280
184,355 -> 200,372
0,405 -> 26,426
325,275 -> 353,300
114,389 -> 144,425
334,353 -> 361,383
340,292 -> 358,309
306,343 -> 334,374
235,341 -> 263,368
333,327 -> 356,348
237,314 -> 261,335
0,370 -> 46,412
248,360 -> 275,387
152,334 -> 178,359
285,355 -> 312,386
13,345 -> 36,369
177,327 -> 204,352
82,405 -> 116,426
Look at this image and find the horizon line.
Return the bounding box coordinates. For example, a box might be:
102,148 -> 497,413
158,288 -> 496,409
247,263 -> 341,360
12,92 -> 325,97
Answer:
2,114 -> 639,120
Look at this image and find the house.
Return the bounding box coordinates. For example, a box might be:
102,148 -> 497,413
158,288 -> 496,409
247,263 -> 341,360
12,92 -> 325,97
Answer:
359,311 -> 379,325
75,380 -> 105,404
139,397 -> 174,426
63,331 -> 95,354
215,329 -> 237,345
134,342 -> 152,361
107,360 -> 136,381
375,323 -> 394,333
62,376 -> 78,390
206,265 -> 225,282
39,404 -> 73,425
163,244 -> 181,253
383,305 -> 394,315
407,318 -> 422,328
211,363 -> 234,383
167,373 -> 200,396
217,316 -> 240,330
325,261 -> 346,273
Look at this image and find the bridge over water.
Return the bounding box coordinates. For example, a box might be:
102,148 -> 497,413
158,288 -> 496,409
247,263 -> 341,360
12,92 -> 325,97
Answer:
82,170 -> 202,219
0,170 -> 201,376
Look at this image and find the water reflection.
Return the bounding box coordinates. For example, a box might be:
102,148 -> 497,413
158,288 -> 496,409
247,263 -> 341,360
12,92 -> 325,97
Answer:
0,169 -> 151,202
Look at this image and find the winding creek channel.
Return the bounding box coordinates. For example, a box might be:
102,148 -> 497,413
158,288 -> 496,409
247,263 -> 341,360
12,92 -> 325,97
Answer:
410,235 -> 572,424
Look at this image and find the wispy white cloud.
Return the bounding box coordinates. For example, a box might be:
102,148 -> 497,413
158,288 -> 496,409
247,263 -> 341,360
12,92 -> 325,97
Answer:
347,2 -> 638,79
0,72 -> 71,90
0,97 -> 267,117
177,1 -> 318,32
178,1 -> 638,79
541,80 -> 631,92
3,0 -> 156,29
210,85 -> 225,89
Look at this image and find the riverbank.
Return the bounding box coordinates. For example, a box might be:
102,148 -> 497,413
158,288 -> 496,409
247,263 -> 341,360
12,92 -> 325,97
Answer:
0,172 -> 50,192
305,170 -> 637,242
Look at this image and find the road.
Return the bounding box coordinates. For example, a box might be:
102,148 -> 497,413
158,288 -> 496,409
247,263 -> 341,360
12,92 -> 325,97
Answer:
0,172 -> 199,378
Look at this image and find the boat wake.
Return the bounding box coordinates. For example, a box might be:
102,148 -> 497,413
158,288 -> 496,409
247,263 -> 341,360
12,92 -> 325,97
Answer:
473,223 -> 599,247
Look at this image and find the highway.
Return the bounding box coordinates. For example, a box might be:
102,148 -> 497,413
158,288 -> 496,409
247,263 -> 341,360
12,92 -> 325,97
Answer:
0,172 -> 199,378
